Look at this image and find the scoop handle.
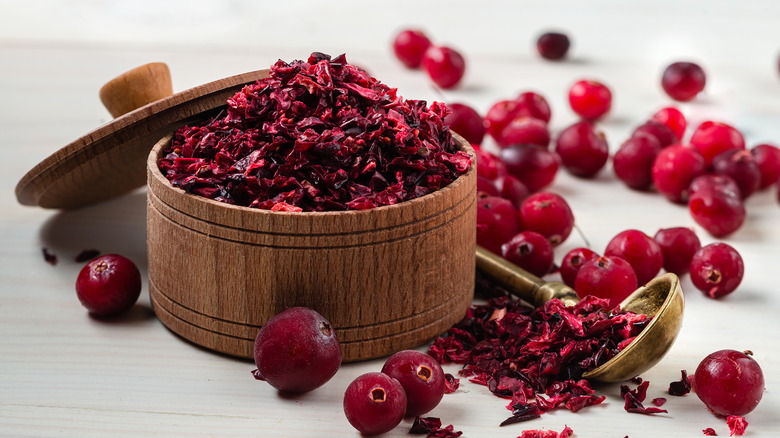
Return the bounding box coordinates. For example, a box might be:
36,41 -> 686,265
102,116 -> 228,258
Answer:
476,245 -> 580,307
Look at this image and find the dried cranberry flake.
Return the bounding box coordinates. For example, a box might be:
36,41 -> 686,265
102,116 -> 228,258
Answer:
620,380 -> 668,415
409,416 -> 462,437
727,415 -> 748,436
159,53 -> 471,212
517,425 -> 574,438
42,248 -> 57,266
703,427 -> 718,436
443,373 -> 460,393
668,369 -> 692,396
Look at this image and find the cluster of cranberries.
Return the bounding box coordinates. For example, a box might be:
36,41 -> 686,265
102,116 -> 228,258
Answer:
343,350 -> 446,435
392,29 -> 465,89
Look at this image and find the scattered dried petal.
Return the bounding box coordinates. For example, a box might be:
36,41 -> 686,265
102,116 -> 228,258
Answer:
42,248 -> 57,266
251,369 -> 265,381
668,369 -> 692,396
651,397 -> 667,407
410,417 -> 442,434
703,428 -> 718,436
443,373 -> 460,393
727,415 -> 748,436
516,425 -> 574,438
621,381 -> 668,415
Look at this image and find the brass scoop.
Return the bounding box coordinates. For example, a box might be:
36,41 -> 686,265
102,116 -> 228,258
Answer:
476,246 -> 684,382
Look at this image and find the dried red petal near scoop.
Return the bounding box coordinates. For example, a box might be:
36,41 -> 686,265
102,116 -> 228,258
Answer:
727,415 -> 748,436
443,373 -> 460,393
160,53 -> 470,212
703,427 -> 718,436
42,248 -> 57,266
75,249 -> 101,263
652,397 -> 667,406
410,416 -> 442,434
428,425 -> 462,438
621,381 -> 668,415
668,369 -> 692,396
517,425 -> 574,438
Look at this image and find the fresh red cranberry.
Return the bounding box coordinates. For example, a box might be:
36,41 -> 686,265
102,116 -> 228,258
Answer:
560,247 -> 599,288
653,227 -> 701,276
75,254 -> 142,316
690,243 -> 744,299
555,121 -> 609,178
695,349 -> 764,417
497,117 -> 550,148
568,79 -> 612,120
575,255 -> 638,308
493,174 -> 530,208
689,185 -> 746,237
651,144 -> 706,203
515,91 -> 552,123
253,307 -> 341,393
689,121 -> 746,167
604,229 -> 664,285
632,121 -> 678,148
477,196 -> 521,254
711,149 -> 761,199
422,45 -> 466,89
750,143 -> 780,189
473,145 -> 507,181
689,174 -> 742,199
518,192 -> 575,246
477,176 -> 501,197
536,31 -> 571,60
501,231 -> 554,277
343,372 -> 407,435
661,62 -> 707,102
613,134 -> 663,190
486,100 -> 522,141
500,144 -> 560,192
381,350 -> 445,417
651,107 -> 687,141
392,29 -> 432,69
444,102 -> 485,145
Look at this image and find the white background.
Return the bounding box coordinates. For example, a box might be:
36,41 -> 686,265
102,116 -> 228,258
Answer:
1,1 -> 779,436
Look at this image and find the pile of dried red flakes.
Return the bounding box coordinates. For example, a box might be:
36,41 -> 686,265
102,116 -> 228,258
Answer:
159,52 -> 472,212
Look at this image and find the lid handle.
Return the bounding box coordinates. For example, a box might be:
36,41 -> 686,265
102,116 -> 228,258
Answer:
98,62 -> 173,118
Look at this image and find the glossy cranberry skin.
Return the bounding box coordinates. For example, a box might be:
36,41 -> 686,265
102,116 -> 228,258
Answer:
690,243 -> 744,298
653,227 -> 701,276
493,174 -> 530,208
711,149 -> 761,199
555,121 -> 609,178
344,372 -> 407,435
473,146 -> 507,181
518,192 -> 575,246
444,102 -> 485,145
500,144 -> 560,193
497,117 -> 550,149
560,247 -> 599,288
568,80 -> 612,120
689,186 -> 746,238
575,256 -> 638,309
695,349 -> 764,417
75,254 -> 142,316
477,177 -> 501,197
477,196 -> 521,254
689,121 -> 746,167
651,107 -> 687,141
516,91 -> 552,123
750,143 -> 780,189
536,32 -> 570,60
661,62 -> 706,102
392,29 -> 432,69
422,46 -> 466,89
486,94 -> 551,141
501,231 -> 555,277
613,134 -> 662,190
254,307 -> 341,393
604,229 -> 663,285
633,121 -> 678,148
382,350 -> 445,417
689,174 -> 742,199
651,144 -> 706,203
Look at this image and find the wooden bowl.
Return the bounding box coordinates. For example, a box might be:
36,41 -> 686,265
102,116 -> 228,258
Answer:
146,134 -> 476,362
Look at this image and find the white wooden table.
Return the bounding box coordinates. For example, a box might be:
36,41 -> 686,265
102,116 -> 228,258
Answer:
2,1 -> 779,436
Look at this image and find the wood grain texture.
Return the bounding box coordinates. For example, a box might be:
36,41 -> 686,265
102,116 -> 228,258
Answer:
15,69 -> 270,210
146,134 -> 476,361
99,62 -> 173,118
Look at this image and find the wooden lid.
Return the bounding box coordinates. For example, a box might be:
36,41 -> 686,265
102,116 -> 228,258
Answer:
15,67 -> 270,209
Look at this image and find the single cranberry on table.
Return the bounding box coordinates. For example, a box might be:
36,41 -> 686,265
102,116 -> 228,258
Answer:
536,31 -> 571,60
689,242 -> 744,299
493,174 -> 530,208
501,231 -> 555,277
688,184 -> 746,238
574,255 -> 638,308
653,227 -> 701,276
75,254 -> 142,316
750,143 -> 780,189
343,372 -> 407,435
518,192 -> 575,246
568,79 -> 612,120
689,121 -> 746,167
444,102 -> 485,145
477,196 -> 521,255
651,144 -> 706,203
392,29 -> 432,69
711,149 -> 761,199
473,146 -> 507,181
633,120 -> 678,148
694,349 -> 764,416
661,61 -> 707,102
651,107 -> 687,141
604,229 -> 664,286
253,307 -> 341,393
381,350 -> 445,417
422,45 -> 466,89
560,247 -> 599,288
496,117 -> 550,149
500,144 -> 560,192
555,121 -> 609,178
613,133 -> 663,191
